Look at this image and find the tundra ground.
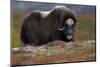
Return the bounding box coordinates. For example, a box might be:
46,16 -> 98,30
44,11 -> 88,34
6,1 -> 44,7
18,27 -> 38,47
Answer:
12,40 -> 96,66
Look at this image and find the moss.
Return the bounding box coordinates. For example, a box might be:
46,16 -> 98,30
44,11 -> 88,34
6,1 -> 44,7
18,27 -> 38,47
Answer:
12,28 -> 20,48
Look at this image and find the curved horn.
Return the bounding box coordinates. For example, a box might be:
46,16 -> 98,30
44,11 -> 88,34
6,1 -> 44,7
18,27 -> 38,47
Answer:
58,27 -> 65,31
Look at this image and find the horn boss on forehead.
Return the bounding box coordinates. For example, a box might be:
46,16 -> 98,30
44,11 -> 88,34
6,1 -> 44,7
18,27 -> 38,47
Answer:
65,18 -> 74,26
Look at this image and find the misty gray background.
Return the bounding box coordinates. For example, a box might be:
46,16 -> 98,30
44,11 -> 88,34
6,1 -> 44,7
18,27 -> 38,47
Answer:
11,0 -> 96,15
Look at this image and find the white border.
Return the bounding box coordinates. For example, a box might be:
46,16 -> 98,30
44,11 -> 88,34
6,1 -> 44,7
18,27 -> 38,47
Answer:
0,0 -> 10,67
0,0 -> 100,67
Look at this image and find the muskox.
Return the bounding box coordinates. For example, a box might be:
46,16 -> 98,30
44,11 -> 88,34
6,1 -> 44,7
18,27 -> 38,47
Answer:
21,6 -> 77,46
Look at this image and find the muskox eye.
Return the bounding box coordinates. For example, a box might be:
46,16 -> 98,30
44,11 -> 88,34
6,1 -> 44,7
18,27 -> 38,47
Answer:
65,18 -> 74,26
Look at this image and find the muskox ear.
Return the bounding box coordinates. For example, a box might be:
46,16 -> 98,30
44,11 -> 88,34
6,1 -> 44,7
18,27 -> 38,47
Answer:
65,18 -> 74,26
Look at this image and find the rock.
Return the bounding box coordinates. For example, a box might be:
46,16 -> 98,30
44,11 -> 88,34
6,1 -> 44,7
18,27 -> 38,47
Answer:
12,48 -> 20,52
64,42 -> 78,50
83,40 -> 96,44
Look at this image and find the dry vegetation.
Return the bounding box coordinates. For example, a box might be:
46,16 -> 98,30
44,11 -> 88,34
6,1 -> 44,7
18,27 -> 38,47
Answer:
12,40 -> 96,66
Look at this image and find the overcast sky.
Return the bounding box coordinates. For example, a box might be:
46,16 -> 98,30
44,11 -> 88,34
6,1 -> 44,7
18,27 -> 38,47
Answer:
11,0 -> 96,15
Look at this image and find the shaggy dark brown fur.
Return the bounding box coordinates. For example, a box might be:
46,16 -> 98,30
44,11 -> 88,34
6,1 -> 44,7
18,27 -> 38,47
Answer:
21,6 -> 77,46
